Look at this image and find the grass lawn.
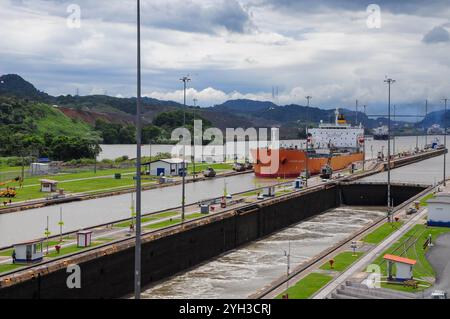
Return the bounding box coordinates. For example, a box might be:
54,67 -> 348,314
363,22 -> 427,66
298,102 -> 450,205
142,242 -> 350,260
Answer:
276,273 -> 333,299
419,193 -> 435,207
362,222 -> 403,244
0,263 -> 23,274
1,169 -> 149,204
144,213 -> 205,230
320,251 -> 364,272
46,242 -> 102,258
115,211 -> 180,228
373,224 -> 450,281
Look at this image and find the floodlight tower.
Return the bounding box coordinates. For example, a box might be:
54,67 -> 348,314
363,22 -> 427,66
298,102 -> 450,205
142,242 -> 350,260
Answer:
384,77 -> 395,220
180,75 -> 191,222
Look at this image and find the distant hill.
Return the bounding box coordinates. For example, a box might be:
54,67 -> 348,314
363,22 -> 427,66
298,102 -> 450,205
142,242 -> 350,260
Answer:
0,74 -> 50,100
0,74 -> 420,141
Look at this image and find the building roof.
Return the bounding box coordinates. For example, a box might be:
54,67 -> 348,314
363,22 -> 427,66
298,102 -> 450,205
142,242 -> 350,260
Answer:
383,254 -> 417,265
15,238 -> 44,246
428,195 -> 450,205
40,179 -> 58,184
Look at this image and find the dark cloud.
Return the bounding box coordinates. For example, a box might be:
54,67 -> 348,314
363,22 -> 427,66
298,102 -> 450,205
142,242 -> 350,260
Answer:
261,0 -> 450,17
423,26 -> 450,43
15,0 -> 253,35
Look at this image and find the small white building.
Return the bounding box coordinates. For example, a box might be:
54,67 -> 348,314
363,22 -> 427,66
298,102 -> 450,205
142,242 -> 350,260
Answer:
40,179 -> 58,193
427,193 -> 450,227
14,239 -> 44,263
144,158 -> 189,177
384,254 -> 416,281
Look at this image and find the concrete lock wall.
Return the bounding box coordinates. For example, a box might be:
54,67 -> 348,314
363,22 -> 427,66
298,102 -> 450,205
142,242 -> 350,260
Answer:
0,183 -> 425,299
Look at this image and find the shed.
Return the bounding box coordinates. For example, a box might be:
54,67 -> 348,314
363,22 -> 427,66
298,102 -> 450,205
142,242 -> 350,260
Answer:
40,179 -> 58,193
427,193 -> 450,227
384,254 -> 416,281
77,230 -> 93,248
142,158 -> 189,177
13,239 -> 44,263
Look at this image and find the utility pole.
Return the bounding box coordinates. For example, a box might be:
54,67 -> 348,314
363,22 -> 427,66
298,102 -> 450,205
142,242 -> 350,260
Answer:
355,99 -> 358,126
425,99 -> 428,146
443,98 -> 448,186
180,76 -> 191,223
305,96 -> 312,124
134,0 -> 142,300
193,98 -> 198,181
363,105 -> 367,171
393,105 -> 396,157
384,78 -> 395,220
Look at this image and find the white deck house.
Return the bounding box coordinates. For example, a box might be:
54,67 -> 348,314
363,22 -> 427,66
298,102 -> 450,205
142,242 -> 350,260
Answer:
427,193 -> 450,227
143,158 -> 189,177
14,239 -> 44,263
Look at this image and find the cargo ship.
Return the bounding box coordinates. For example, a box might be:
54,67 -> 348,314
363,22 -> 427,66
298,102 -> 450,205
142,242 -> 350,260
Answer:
252,109 -> 364,178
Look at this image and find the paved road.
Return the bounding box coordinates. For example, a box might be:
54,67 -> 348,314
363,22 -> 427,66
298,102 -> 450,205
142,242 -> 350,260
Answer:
425,232 -> 450,297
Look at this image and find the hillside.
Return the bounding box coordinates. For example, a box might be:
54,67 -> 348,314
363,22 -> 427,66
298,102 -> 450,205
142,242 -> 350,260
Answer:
0,95 -> 100,160
1,73 -> 426,143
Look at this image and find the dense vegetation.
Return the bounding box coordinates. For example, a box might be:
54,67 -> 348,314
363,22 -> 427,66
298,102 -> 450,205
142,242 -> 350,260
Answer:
0,96 -> 100,161
95,109 -> 211,145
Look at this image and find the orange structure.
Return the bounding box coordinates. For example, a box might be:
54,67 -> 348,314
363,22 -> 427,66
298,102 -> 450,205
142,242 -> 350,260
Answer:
251,148 -> 363,178
252,108 -> 365,178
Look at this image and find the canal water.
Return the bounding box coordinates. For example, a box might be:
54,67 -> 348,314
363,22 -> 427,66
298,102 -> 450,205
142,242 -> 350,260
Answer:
140,206 -> 386,299
99,135 -> 442,161
0,174 -> 275,247
1,136 -> 446,247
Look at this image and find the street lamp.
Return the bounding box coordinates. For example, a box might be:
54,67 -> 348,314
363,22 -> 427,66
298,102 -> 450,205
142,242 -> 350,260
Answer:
193,98 -> 198,181
443,98 -> 448,186
134,0 -> 143,299
180,76 -> 191,223
384,78 -> 395,220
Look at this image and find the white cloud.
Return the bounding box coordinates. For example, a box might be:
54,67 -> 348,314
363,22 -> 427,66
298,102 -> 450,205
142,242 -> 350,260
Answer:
0,0 -> 449,113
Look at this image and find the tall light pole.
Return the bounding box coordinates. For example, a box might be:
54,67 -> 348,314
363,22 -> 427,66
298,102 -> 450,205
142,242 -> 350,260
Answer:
384,78 -> 395,219
180,76 -> 191,222
425,99 -> 428,146
305,96 -> 312,124
393,105 -> 396,156
193,98 -> 198,181
134,0 -> 142,300
443,98 -> 448,186
355,99 -> 358,126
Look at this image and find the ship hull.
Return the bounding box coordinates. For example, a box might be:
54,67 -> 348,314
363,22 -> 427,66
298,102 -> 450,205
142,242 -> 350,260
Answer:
251,149 -> 364,178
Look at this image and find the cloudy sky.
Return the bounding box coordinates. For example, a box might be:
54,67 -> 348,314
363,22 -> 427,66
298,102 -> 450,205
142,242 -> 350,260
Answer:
1,0 -> 449,114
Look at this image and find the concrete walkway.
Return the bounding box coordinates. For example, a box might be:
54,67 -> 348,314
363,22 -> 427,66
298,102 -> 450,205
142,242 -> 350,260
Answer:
313,208 -> 428,299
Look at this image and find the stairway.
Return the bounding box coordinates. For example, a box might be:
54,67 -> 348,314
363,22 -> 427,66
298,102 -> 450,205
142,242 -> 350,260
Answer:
329,281 -> 418,299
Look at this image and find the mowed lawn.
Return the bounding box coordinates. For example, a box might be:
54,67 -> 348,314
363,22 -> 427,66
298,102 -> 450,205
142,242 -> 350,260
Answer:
373,224 -> 450,280
276,273 -> 333,299
320,251 -> 364,272
0,168 -> 155,203
362,222 -> 403,244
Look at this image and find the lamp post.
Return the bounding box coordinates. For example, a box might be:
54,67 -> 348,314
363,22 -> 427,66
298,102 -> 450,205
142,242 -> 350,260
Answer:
134,0 -> 143,299
443,98 -> 448,186
384,78 -> 395,220
193,98 -> 198,181
393,105 -> 396,157
180,76 -> 191,223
